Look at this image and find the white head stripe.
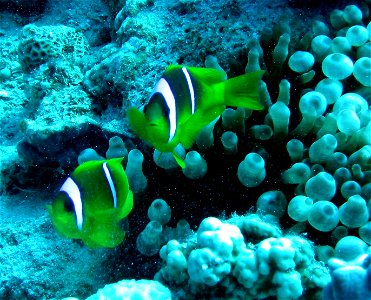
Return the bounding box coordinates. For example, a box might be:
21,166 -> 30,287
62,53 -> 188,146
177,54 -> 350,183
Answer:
182,67 -> 195,114
152,78 -> 177,142
102,162 -> 118,208
60,177 -> 83,230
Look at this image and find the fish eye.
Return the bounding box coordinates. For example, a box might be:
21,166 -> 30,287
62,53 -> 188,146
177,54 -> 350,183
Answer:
63,198 -> 74,213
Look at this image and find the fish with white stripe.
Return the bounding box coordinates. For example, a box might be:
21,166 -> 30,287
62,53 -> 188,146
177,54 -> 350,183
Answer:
128,65 -> 264,168
47,158 -> 133,248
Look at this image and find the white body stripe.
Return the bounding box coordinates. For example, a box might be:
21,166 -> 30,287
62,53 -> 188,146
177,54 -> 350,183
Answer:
60,177 -> 83,230
182,67 -> 195,114
102,162 -> 118,208
152,78 -> 177,142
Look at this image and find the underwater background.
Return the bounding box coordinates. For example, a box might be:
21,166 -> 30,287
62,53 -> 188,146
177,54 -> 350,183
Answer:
0,0 -> 370,299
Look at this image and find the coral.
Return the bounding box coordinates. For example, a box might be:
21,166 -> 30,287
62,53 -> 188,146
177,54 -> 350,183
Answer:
182,151 -> 208,180
237,152 -> 266,187
221,131 -> 238,154
323,254 -> 371,300
84,279 -> 171,300
0,195 -> 110,299
125,149 -> 148,194
18,24 -> 89,71
106,136 -> 129,159
82,40 -> 149,105
154,214 -> 330,299
87,0 -> 311,112
147,199 -> 172,226
132,3 -> 370,297
137,221 -> 164,256
16,87 -> 101,167
78,148 -> 105,165
136,199 -> 192,257
2,0 -> 370,299
17,116 -> 103,167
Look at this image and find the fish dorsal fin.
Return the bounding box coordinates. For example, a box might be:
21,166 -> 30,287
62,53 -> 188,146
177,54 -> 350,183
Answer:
186,67 -> 227,85
164,64 -> 182,73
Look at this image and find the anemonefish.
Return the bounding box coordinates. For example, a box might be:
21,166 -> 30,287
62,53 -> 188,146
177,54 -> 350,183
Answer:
47,158 -> 133,248
128,65 -> 264,168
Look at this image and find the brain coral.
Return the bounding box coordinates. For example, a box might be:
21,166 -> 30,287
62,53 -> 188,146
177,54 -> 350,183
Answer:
18,24 -> 89,70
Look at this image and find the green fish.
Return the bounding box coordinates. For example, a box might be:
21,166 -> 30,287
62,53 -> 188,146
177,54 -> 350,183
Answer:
128,65 -> 264,168
47,158 -> 133,248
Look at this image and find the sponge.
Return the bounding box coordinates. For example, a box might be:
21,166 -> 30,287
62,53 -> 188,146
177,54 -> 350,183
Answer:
148,199 -> 171,225
221,131 -> 238,155
182,151 -> 207,179
288,51 -> 315,73
256,191 -> 287,218
309,134 -> 337,164
334,236 -> 368,261
308,201 -> 339,232
323,254 -> 371,300
136,221 -> 163,256
337,109 -> 361,135
106,136 -> 128,159
288,195 -> 313,222
237,153 -> 266,187
292,91 -> 327,136
125,149 -> 147,193
338,195 -> 369,228
281,162 -> 311,184
346,25 -> 369,47
305,172 -> 336,201
353,57 -> 371,87
322,53 -> 354,80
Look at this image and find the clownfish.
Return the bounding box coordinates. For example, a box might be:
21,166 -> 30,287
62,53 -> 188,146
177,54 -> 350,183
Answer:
128,65 -> 264,168
47,158 -> 133,248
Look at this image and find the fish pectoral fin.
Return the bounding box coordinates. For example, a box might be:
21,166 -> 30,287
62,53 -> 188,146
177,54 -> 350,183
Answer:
85,217 -> 126,248
179,120 -> 202,149
180,107 -> 223,149
118,190 -> 134,219
187,66 -> 227,85
172,152 -> 186,169
127,107 -> 149,140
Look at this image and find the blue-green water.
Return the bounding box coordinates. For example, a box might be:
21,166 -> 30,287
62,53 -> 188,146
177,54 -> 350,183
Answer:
0,0 -> 370,299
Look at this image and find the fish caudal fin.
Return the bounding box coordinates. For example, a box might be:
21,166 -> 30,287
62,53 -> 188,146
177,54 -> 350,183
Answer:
221,70 -> 265,110
127,107 -> 149,141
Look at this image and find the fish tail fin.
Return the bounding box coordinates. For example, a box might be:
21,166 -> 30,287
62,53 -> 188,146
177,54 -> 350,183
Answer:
218,70 -> 265,110
127,107 -> 149,141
